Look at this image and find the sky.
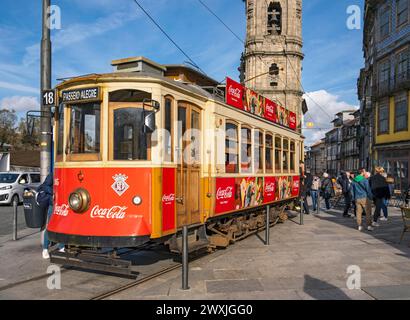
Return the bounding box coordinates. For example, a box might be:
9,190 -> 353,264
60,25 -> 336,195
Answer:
0,0 -> 364,145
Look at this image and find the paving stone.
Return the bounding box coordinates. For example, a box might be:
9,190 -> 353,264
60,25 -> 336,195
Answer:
362,285 -> 410,300
206,279 -> 263,294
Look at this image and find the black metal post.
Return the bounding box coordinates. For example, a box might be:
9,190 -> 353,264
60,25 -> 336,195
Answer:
300,198 -> 304,225
182,225 -> 189,290
265,205 -> 270,245
317,194 -> 321,214
13,200 -> 18,241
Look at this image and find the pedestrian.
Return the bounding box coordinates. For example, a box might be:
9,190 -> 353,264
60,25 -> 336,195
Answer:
321,173 -> 334,210
300,169 -> 313,215
311,175 -> 321,212
352,170 -> 374,231
369,167 -> 391,226
337,171 -> 353,217
37,174 -> 64,259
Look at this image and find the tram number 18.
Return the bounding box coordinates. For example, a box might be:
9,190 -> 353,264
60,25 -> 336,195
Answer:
42,90 -> 56,106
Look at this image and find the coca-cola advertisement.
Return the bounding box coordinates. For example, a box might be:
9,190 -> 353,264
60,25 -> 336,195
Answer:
226,77 -> 244,110
265,98 -> 277,123
235,177 -> 263,209
215,178 -> 236,214
289,111 -> 297,130
90,205 -> 127,219
244,88 -> 264,117
277,176 -> 292,200
277,106 -> 289,127
162,168 -> 176,232
263,177 -> 276,203
292,176 -> 300,197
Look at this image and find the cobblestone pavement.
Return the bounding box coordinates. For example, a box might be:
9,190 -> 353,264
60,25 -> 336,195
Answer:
1,204 -> 410,300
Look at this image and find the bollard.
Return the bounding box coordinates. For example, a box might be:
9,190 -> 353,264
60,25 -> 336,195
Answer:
13,200 -> 18,241
265,205 -> 270,245
300,198 -> 304,225
317,195 -> 321,215
181,225 -> 189,290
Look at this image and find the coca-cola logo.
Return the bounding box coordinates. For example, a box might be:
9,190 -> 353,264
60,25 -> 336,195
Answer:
294,181 -> 300,188
162,194 -> 175,203
90,205 -> 127,219
216,187 -> 233,200
54,204 -> 69,217
265,182 -> 275,193
228,85 -> 241,99
266,104 -> 274,113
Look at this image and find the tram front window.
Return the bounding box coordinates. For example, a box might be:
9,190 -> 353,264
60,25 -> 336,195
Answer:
69,103 -> 100,154
113,108 -> 150,160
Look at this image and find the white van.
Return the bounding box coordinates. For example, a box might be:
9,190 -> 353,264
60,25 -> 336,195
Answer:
0,172 -> 41,206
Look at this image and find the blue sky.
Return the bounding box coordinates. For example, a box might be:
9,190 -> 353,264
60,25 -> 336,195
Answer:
0,0 -> 364,144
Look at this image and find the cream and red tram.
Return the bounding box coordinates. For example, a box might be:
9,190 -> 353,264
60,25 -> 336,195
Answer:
48,56 -> 303,252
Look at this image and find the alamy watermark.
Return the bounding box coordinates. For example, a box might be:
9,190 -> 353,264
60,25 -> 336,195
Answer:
346,265 -> 361,290
47,5 -> 62,30
346,5 -> 361,30
46,265 -> 61,290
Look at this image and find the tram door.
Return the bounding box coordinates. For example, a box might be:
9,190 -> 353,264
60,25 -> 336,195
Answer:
176,103 -> 201,227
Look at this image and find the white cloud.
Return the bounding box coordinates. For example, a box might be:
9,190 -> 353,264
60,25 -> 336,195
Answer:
302,90 -> 358,146
0,96 -> 39,113
0,81 -> 38,94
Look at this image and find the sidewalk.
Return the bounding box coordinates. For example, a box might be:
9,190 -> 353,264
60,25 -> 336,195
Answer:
1,205 -> 410,300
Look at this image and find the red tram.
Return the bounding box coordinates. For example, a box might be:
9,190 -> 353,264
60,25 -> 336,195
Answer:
47,56 -> 303,257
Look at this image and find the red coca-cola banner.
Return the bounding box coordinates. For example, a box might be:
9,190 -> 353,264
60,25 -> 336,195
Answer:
263,177 -> 276,203
215,178 -> 236,214
226,77 -> 244,110
292,176 -> 300,197
225,77 -> 297,131
162,168 -> 176,232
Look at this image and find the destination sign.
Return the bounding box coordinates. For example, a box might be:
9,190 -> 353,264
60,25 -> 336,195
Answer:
61,87 -> 101,103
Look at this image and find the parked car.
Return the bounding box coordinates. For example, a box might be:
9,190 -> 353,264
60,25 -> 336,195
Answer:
0,172 -> 41,206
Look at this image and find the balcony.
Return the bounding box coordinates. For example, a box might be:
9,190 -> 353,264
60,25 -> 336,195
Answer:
395,70 -> 410,91
377,79 -> 391,97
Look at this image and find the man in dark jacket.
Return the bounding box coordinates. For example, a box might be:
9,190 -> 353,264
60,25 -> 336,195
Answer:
300,169 -> 313,214
369,167 -> 391,226
321,173 -> 334,210
337,171 -> 353,217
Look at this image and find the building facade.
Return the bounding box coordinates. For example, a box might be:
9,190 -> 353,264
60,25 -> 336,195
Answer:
306,139 -> 326,176
341,116 -> 360,173
241,0 -> 304,128
358,0 -> 410,190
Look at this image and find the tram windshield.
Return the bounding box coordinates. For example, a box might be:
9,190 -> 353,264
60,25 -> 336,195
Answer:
68,103 -> 101,154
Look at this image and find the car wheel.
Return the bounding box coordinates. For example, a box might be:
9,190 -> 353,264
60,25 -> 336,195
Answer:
10,194 -> 19,207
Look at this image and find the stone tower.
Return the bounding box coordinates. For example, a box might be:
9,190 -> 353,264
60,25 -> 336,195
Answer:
241,0 -> 304,120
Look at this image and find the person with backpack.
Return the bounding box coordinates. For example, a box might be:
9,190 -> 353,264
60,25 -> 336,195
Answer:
352,170 -> 374,231
337,171 -> 353,217
311,175 -> 321,212
321,173 -> 334,210
37,174 -> 64,259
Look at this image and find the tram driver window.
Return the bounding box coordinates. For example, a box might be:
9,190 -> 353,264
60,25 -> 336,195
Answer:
254,130 -> 263,173
113,108 -> 151,160
283,139 -> 289,171
164,98 -> 173,162
69,103 -> 100,155
265,133 -> 273,173
56,104 -> 64,159
290,141 -> 296,172
225,123 -> 239,173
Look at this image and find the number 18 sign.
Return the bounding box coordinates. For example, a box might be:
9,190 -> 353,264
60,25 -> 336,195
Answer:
42,89 -> 57,107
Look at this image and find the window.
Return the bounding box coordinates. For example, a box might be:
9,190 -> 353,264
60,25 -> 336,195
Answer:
283,139 -> 289,172
265,133 -> 273,173
113,108 -> 151,160
241,126 -> 252,173
267,2 -> 282,35
379,60 -> 390,85
69,103 -> 100,155
378,100 -> 389,134
30,174 -> 41,184
275,136 -> 282,172
190,110 -> 200,164
380,7 -> 391,38
290,141 -> 296,172
397,0 -> 409,27
18,174 -> 28,185
254,130 -> 263,173
56,104 -> 64,156
164,98 -> 173,162
396,50 -> 409,83
225,122 -> 239,173
395,93 -> 408,131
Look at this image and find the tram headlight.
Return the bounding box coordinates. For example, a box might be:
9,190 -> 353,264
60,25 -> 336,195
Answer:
68,188 -> 90,213
132,196 -> 142,206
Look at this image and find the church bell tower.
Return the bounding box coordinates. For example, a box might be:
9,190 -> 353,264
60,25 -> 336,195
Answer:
240,0 -> 304,122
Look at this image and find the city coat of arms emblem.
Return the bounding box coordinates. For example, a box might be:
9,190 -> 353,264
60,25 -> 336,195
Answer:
111,174 -> 129,196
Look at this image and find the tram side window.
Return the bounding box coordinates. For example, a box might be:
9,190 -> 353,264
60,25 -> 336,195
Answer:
265,133 -> 273,173
57,104 -> 64,156
241,127 -> 252,173
290,141 -> 296,172
69,103 -> 100,154
225,123 -> 239,173
275,136 -> 282,172
164,98 -> 173,162
254,130 -> 263,173
283,139 -> 289,171
113,108 -> 151,160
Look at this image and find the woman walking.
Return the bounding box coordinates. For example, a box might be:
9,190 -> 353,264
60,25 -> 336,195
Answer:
321,173 -> 335,210
369,167 -> 391,227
